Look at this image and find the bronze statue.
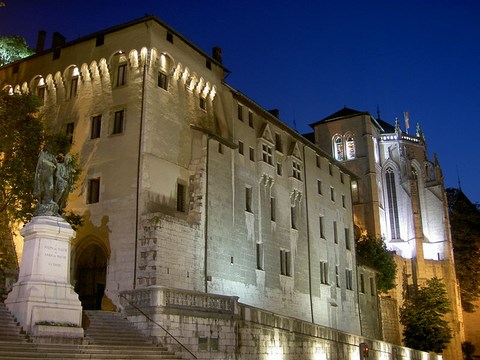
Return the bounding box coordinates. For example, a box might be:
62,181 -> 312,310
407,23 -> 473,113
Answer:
33,150 -> 76,217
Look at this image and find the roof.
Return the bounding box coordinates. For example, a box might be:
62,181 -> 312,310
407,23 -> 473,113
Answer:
1,15 -> 231,73
309,107 -> 370,127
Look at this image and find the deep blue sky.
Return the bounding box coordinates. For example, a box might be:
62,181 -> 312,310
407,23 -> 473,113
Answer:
1,0 -> 479,203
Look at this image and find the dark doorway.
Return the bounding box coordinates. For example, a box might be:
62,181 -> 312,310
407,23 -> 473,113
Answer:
74,243 -> 107,310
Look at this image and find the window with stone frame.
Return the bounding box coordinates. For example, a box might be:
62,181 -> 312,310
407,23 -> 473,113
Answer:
158,71 -> 168,90
262,143 -> 273,165
320,261 -> 328,284
292,160 -> 302,180
91,115 -> 102,139
280,249 -> 291,276
87,178 -> 100,204
112,110 -> 124,135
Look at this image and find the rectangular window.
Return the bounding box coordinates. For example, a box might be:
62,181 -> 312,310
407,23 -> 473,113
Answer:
238,141 -> 244,155
291,206 -> 297,230
238,104 -> 243,121
317,180 -> 322,195
360,274 -> 365,293
91,115 -> 101,139
346,269 -> 353,290
113,110 -> 124,134
248,111 -> 254,128
245,187 -> 252,213
330,187 -> 335,202
177,183 -> 186,212
275,133 -> 282,152
277,162 -> 283,176
166,32 -> 173,43
256,243 -> 264,270
351,180 -> 359,203
335,265 -> 340,287
280,249 -> 291,276
116,63 -> 127,86
218,143 -> 223,154
199,97 -> 206,110
66,122 -> 74,143
249,147 -> 255,161
342,194 -> 346,208
319,216 -> 325,239
69,77 -> 78,98
329,163 -> 333,176
96,34 -> 104,47
320,261 -> 328,284
316,155 -> 321,168
370,277 -> 376,296
158,72 -> 168,90
292,160 -> 302,180
345,228 -> 350,250
87,178 -> 100,204
270,197 -> 276,221
206,59 -> 212,70
333,221 -> 338,244
38,87 -> 46,105
262,144 -> 273,165
340,172 -> 345,184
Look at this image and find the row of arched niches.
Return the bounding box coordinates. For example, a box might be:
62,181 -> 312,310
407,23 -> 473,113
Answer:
2,47 -> 217,103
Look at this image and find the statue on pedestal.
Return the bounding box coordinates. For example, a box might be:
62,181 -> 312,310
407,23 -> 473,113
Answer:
33,150 -> 76,217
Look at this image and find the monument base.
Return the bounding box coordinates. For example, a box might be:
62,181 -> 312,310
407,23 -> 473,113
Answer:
5,216 -> 83,337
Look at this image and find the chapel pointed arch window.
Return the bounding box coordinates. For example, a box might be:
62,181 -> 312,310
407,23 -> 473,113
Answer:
333,135 -> 344,161
345,133 -> 356,160
385,167 -> 401,240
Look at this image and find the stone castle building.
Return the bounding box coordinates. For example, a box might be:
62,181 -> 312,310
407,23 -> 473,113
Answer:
0,16 -> 462,359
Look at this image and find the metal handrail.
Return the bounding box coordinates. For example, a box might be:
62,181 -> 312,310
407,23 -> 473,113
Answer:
119,293 -> 198,359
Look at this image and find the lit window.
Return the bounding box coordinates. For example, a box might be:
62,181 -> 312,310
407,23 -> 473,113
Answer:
320,261 -> 329,284
158,72 -> 168,90
333,135 -> 344,161
177,183 -> 186,212
292,160 -> 302,180
87,178 -> 100,204
91,115 -> 101,139
245,187 -> 252,213
351,180 -> 359,203
345,134 -> 355,160
262,144 -> 273,165
113,110 -> 124,135
280,249 -> 291,276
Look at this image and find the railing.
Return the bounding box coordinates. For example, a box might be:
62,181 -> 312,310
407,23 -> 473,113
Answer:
118,293 -> 198,359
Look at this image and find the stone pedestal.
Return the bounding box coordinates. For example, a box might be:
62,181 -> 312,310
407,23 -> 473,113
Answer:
5,216 -> 83,338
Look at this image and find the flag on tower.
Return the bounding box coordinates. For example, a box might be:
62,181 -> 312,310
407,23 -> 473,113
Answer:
404,111 -> 410,133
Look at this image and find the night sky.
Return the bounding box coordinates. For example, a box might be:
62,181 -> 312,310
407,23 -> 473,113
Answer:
1,0 -> 479,203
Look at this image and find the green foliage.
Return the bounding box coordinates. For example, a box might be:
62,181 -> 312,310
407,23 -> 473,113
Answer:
355,235 -> 397,293
446,188 -> 480,312
400,277 -> 452,353
0,35 -> 34,67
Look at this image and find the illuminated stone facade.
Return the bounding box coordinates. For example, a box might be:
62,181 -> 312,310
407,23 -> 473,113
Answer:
0,16 -> 453,359
312,108 -> 464,360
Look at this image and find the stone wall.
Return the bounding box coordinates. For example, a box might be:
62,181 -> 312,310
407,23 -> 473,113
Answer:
121,286 -> 442,360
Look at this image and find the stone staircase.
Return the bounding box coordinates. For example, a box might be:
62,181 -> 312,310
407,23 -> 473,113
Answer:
0,302 -> 184,359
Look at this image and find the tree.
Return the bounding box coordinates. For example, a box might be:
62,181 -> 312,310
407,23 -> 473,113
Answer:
355,235 -> 397,293
400,277 -> 452,353
446,188 -> 480,312
0,36 -> 34,67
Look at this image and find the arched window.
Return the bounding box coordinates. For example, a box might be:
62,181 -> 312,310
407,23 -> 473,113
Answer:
385,167 -> 401,240
333,135 -> 344,161
345,134 -> 355,160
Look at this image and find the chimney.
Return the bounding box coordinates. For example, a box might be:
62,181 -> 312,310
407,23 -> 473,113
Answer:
268,109 -> 280,118
212,46 -> 222,64
36,30 -> 46,53
52,32 -> 66,48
